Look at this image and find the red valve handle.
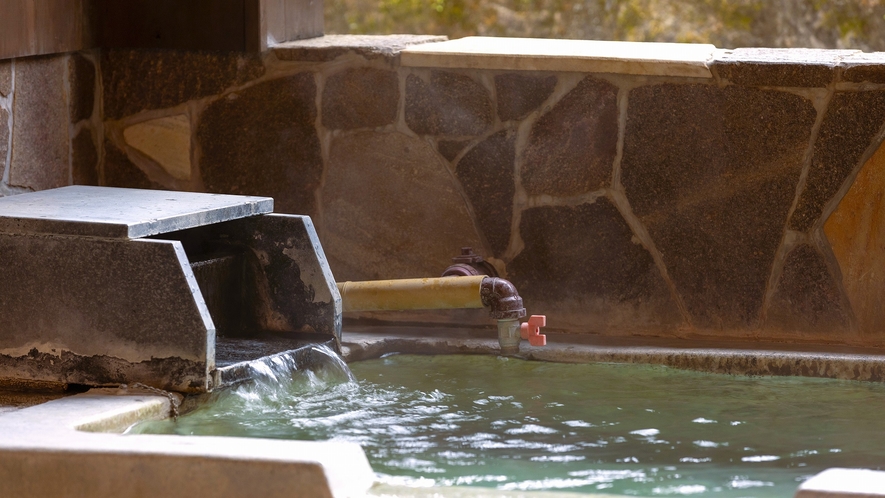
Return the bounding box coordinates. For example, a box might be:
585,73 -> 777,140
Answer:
519,315 -> 547,347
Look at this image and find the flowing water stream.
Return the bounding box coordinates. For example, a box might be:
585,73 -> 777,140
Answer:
129,348 -> 885,497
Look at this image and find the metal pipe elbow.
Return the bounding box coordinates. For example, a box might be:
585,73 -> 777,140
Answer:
480,277 -> 527,320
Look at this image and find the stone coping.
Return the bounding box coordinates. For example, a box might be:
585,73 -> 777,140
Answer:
272,34 -> 885,86
0,186 -> 273,238
273,34 -> 448,62
400,36 -> 718,78
0,389 -> 374,498
369,484 -> 610,497
796,468 -> 885,497
341,326 -> 885,382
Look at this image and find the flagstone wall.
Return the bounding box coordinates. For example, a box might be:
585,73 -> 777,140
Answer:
4,37 -> 885,346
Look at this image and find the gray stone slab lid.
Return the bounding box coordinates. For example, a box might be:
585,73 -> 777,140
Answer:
0,186 -> 274,238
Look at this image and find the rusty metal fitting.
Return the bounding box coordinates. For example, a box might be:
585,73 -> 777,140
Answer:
442,247 -> 498,277
480,277 -> 526,320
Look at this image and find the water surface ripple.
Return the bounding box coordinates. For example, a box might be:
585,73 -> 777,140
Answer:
130,353 -> 885,497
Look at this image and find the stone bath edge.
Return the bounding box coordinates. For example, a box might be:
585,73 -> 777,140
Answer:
341,326 -> 885,382
3,331 -> 885,497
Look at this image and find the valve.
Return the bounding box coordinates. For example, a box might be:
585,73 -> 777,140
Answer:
520,315 -> 547,347
442,247 -> 499,277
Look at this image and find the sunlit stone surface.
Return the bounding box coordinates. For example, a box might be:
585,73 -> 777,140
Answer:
123,115 -> 192,180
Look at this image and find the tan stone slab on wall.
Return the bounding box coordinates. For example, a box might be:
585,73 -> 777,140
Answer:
401,37 -> 716,78
825,140 -> 885,336
123,115 -> 192,181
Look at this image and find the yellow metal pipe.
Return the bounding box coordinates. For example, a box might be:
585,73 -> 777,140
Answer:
336,276 -> 486,312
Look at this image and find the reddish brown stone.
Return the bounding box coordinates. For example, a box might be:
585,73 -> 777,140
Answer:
321,131 -> 483,281
455,130 -> 515,256
322,67 -> 398,130
72,128 -> 98,186
712,48 -> 854,87
68,53 -> 95,123
101,49 -> 265,120
405,71 -> 493,136
197,74 -> 322,216
9,56 -> 70,191
621,84 -> 815,329
495,72 -> 557,122
103,140 -> 163,190
509,198 -> 682,331
790,91 -> 885,232
520,76 -> 618,196
765,244 -> 851,334
0,60 -> 10,97
438,139 -> 470,161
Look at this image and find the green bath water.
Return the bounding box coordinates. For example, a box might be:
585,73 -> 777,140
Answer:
130,352 -> 885,497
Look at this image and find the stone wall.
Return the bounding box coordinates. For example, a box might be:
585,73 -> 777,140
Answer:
5,37 -> 885,346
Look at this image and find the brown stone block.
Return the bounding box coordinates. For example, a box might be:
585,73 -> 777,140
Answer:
623,84 -> 815,217
520,76 -> 618,196
840,53 -> 885,84
437,139 -> 470,161
405,71 -> 493,136
0,60 -> 10,97
622,84 -> 815,329
0,109 -> 8,172
494,72 -> 557,122
765,244 -> 851,335
509,198 -> 682,333
197,74 -> 322,216
101,49 -> 265,120
321,131 -> 483,281
825,139 -> 885,336
322,67 -> 398,130
790,91 -> 885,232
9,56 -> 70,191
455,130 -> 515,256
712,48 -> 856,87
68,53 -> 95,123
650,175 -> 802,330
103,139 -> 163,190
72,128 -> 98,186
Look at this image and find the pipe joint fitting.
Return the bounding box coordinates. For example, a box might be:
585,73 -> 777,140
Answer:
441,247 -> 498,278
480,277 -> 526,320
